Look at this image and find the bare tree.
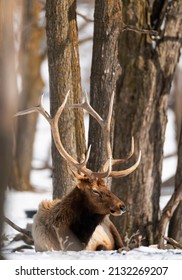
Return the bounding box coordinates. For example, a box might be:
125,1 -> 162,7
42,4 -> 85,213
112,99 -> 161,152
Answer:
0,0 -> 17,258
46,0 -> 86,198
10,0 -> 45,191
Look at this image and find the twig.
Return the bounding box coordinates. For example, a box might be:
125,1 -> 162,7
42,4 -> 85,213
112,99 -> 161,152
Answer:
164,151 -> 177,159
79,36 -> 93,45
122,22 -> 158,37
163,235 -> 182,249
118,230 -> 143,252
77,11 -> 93,23
162,175 -> 175,188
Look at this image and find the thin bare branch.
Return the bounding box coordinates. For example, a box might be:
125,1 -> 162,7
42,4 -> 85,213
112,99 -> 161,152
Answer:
79,36 -> 93,45
122,22 -> 158,37
4,217 -> 32,241
77,11 -> 93,23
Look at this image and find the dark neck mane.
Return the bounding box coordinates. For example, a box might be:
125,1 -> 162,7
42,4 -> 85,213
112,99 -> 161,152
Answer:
53,187 -> 105,248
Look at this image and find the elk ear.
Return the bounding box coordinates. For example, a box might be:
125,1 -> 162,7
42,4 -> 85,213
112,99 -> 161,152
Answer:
68,169 -> 81,180
97,178 -> 105,185
68,169 -> 89,188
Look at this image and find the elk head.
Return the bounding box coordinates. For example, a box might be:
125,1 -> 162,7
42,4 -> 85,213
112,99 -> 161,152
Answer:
74,173 -> 126,217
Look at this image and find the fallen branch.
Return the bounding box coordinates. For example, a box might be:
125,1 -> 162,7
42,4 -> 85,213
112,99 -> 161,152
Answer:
12,245 -> 33,252
4,217 -> 33,241
163,235 -> 182,250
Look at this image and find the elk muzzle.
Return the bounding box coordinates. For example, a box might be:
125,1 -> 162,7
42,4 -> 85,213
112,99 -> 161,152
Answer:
110,202 -> 126,216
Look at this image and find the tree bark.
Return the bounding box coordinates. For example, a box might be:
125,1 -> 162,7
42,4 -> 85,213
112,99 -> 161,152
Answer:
88,0 -> 122,176
112,0 -> 182,245
0,0 -> 17,258
46,0 -> 86,199
11,0 -> 45,191
172,67 -> 182,143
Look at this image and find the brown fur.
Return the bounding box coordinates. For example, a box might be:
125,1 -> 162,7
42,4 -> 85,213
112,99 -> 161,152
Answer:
32,176 -> 125,251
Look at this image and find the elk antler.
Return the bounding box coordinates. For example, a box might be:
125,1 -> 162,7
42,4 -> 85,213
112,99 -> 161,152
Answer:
68,90 -> 141,178
15,90 -> 141,180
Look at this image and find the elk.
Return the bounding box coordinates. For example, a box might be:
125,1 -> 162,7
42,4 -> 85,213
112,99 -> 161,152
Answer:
14,91 -> 141,252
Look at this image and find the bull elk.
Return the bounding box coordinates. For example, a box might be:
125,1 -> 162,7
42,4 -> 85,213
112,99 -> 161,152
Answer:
14,91 -> 141,251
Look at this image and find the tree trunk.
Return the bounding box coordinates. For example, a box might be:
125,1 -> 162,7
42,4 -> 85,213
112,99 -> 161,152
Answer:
168,124 -> 182,244
0,0 -> 17,258
11,0 -> 45,191
88,0 -> 122,176
112,0 -> 182,245
46,0 -> 86,199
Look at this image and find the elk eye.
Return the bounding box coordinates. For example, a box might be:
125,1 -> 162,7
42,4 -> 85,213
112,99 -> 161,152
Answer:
92,189 -> 101,196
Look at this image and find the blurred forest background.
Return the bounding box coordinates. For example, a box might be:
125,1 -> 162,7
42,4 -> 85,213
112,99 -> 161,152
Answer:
0,0 -> 182,257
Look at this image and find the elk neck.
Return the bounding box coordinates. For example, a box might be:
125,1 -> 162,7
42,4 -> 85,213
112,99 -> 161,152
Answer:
57,186 -> 105,246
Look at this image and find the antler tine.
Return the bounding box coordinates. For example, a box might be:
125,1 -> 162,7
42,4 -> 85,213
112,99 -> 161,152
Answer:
112,136 -> 134,166
109,150 -> 141,178
14,93 -> 51,124
102,91 -> 115,170
91,157 -> 112,179
73,145 -> 92,168
101,136 -> 134,173
67,90 -> 103,127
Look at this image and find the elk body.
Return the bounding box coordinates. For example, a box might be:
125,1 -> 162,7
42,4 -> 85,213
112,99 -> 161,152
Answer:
32,176 -> 126,251
16,91 -> 141,252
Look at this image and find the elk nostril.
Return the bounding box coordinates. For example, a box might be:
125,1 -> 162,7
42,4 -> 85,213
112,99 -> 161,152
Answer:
120,205 -> 126,213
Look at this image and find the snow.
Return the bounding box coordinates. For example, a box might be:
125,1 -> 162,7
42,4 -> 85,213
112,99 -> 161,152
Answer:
3,245 -> 182,260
